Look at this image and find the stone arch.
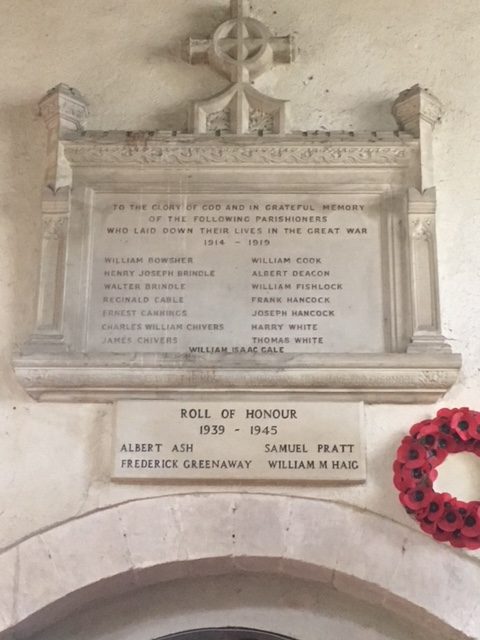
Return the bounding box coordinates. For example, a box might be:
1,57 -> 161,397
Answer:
0,493 -> 477,639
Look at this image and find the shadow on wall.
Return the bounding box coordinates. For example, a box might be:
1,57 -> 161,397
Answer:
0,103 -> 45,397
31,576 -> 444,640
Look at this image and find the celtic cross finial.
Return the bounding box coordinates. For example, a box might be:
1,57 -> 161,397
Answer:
185,0 -> 295,135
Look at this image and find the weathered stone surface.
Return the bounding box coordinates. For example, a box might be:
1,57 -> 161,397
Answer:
11,4 -> 460,403
16,509 -> 133,625
3,495 -> 480,639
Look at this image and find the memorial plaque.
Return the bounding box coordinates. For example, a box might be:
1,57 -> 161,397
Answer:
90,193 -> 383,355
113,401 -> 365,482
13,0 -> 461,403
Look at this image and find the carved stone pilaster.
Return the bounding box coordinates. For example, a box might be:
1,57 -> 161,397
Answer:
39,83 -> 88,191
392,85 -> 443,191
32,85 -> 85,348
407,187 -> 451,354
28,187 -> 70,349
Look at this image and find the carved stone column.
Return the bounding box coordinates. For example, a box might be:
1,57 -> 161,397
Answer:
29,85 -> 88,348
39,83 -> 88,192
393,86 -> 450,353
406,187 -> 451,353
31,188 -> 70,343
392,84 -> 443,192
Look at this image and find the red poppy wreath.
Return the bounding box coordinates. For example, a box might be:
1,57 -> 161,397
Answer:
394,407 -> 480,550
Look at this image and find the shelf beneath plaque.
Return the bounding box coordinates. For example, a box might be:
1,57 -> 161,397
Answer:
13,352 -> 460,404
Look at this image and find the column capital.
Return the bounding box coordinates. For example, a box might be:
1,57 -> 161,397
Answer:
392,84 -> 443,138
39,83 -> 88,135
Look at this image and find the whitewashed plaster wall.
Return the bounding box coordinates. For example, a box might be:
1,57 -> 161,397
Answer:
1,0 -> 480,586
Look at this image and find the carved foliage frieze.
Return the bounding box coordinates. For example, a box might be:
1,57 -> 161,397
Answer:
249,109 -> 275,133
206,109 -> 232,133
63,143 -> 412,166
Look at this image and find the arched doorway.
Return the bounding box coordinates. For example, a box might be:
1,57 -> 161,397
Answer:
1,494 -> 474,639
159,629 -> 297,640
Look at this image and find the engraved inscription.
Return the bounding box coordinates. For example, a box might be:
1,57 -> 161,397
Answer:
87,193 -> 384,354
113,401 -> 366,482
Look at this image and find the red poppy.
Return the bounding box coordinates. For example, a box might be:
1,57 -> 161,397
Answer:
467,412 -> 480,441
418,432 -> 437,448
461,505 -> 480,537
396,440 -> 427,468
393,473 -> 411,492
426,446 -> 448,467
435,433 -> 460,454
470,441 -> 480,457
451,498 -> 469,511
437,507 -> 463,532
393,460 -> 403,474
394,468 -> 411,492
426,466 -> 438,483
463,536 -> 480,550
419,518 -> 437,534
401,487 -> 434,511
417,420 -> 441,438
432,528 -> 452,542
410,419 -> 434,438
449,527 -> 480,549
394,477 -> 408,492
402,467 -> 430,491
465,440 -> 476,453
451,410 -> 474,441
450,531 -> 472,548
417,492 -> 449,522
436,407 -> 458,420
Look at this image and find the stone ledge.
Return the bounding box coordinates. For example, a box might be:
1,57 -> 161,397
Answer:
13,352 -> 461,403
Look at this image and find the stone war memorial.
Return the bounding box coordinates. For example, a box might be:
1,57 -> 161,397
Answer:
14,1 -> 460,403
3,1 -> 480,639
12,0 -> 460,483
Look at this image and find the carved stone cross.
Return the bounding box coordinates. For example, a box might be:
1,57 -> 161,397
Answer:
185,0 -> 295,134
